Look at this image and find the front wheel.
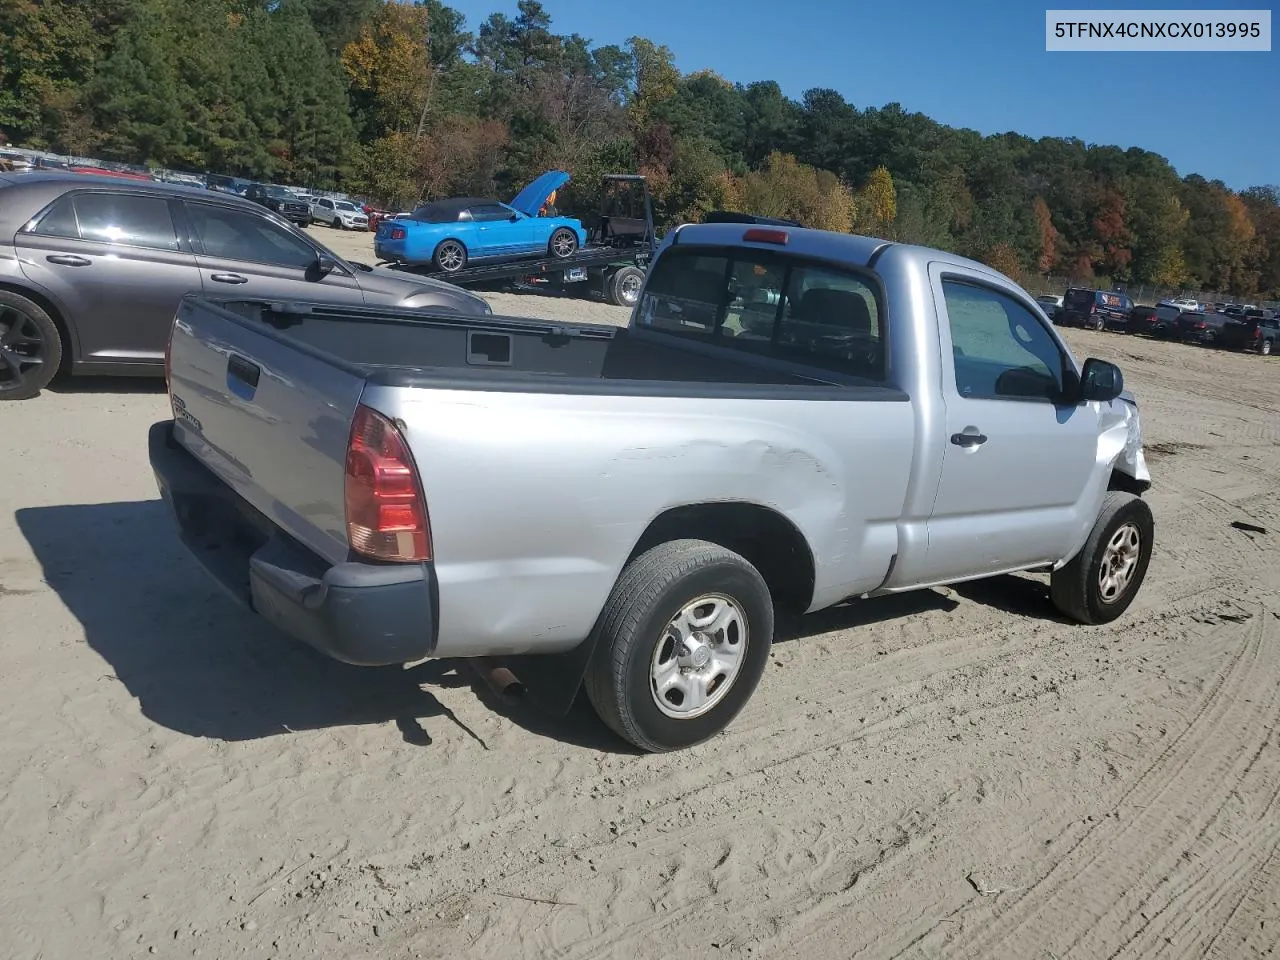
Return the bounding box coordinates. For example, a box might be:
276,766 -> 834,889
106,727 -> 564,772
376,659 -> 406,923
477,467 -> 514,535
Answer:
1050,491 -> 1154,625
584,540 -> 774,752
548,227 -> 578,259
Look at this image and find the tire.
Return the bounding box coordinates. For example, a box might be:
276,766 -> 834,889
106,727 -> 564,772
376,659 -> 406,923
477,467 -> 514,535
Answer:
584,539 -> 774,753
607,265 -> 645,307
1262,339 -> 1273,356
433,239 -> 468,273
0,290 -> 62,401
1093,316 -> 1106,331
1050,491 -> 1154,625
548,227 -> 578,259
333,216 -> 344,230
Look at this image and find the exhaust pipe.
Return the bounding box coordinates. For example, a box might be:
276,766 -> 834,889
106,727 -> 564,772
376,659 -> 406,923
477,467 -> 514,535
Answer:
469,658 -> 526,699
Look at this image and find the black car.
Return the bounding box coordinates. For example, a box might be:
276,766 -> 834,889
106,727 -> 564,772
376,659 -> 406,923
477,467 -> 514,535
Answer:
0,172 -> 492,400
1174,310 -> 1229,345
1126,304 -> 1159,335
245,183 -> 312,227
1057,287 -> 1134,330
1220,311 -> 1278,355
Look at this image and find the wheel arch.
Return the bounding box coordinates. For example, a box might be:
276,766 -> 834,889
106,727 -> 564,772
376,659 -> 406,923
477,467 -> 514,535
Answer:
626,501 -> 817,615
0,280 -> 77,370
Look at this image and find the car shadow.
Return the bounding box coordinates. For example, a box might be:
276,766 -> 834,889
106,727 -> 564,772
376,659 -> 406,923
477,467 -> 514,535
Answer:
947,573 -> 1071,623
49,375 -> 166,396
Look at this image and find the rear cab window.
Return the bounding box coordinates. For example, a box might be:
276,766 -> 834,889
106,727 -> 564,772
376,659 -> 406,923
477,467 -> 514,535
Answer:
637,247 -> 886,382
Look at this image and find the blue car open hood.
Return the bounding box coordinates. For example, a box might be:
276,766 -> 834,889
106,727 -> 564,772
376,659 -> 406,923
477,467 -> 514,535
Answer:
509,170 -> 571,217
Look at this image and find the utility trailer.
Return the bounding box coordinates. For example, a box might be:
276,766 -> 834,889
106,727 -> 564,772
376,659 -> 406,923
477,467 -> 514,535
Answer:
382,174 -> 656,308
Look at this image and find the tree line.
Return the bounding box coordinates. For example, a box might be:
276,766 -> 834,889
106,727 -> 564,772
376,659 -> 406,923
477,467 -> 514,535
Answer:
2,0 -> 1277,297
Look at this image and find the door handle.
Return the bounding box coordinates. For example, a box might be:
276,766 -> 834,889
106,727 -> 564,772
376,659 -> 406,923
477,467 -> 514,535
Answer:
210,273 -> 249,285
950,428 -> 988,448
46,254 -> 92,267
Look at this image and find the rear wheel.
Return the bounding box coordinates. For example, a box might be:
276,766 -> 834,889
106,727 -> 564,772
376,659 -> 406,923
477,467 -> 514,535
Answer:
433,239 -> 468,273
584,539 -> 774,753
1262,338 -> 1273,356
607,265 -> 645,307
0,291 -> 62,402
1092,316 -> 1106,331
1050,491 -> 1154,625
548,227 -> 578,259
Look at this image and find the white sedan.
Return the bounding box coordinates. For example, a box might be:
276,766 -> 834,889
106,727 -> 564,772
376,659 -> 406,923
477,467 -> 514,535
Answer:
311,197 -> 369,231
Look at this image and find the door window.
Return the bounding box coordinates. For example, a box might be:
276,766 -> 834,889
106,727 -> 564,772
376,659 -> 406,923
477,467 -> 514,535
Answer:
942,279 -> 1068,402
31,192 -> 179,251
186,202 -> 318,269
468,203 -> 514,223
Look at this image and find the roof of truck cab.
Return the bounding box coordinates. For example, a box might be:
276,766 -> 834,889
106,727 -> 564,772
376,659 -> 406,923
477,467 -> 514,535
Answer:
666,223 -> 1006,278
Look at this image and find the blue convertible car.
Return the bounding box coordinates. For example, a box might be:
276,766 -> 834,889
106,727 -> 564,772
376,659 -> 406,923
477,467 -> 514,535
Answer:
373,170 -> 588,273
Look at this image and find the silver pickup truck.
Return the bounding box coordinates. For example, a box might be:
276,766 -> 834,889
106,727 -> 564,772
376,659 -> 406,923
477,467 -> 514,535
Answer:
149,222 -> 1153,752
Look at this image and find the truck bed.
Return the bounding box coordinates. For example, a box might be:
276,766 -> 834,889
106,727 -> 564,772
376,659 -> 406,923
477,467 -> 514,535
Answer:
211,298 -> 846,389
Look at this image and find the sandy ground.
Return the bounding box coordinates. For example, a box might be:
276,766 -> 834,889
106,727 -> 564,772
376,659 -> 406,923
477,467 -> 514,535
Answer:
1,258 -> 1279,960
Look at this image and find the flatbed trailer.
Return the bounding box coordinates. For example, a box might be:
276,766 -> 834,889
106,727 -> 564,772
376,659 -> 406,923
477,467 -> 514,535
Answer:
378,174 -> 656,308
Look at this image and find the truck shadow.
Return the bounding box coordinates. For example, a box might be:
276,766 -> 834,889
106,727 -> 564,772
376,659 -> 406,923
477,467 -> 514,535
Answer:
15,500 -> 1068,755
15,500 -> 504,748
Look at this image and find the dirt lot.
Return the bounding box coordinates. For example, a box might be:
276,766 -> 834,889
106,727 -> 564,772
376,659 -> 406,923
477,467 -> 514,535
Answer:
1,281 -> 1278,960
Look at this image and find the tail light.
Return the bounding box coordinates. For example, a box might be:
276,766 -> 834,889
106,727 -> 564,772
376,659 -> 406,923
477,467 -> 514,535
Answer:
1254,328 -> 1263,340
390,226 -> 406,240
344,405 -> 432,562
742,228 -> 789,245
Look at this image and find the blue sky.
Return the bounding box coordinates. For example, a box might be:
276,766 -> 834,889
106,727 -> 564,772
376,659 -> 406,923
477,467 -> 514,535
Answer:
444,0 -> 1277,190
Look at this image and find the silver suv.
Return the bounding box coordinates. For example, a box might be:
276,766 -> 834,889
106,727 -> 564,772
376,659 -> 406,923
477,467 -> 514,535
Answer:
0,172 -> 490,400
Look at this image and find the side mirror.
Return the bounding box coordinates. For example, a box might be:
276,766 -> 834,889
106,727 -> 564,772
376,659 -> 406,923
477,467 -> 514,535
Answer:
510,213 -> 520,222
309,255 -> 338,281
1079,357 -> 1124,403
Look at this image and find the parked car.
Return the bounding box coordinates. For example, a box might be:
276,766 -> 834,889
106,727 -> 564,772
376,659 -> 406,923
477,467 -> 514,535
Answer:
1126,305 -> 1159,335
375,170 -> 589,273
150,221 -> 1153,753
1220,311 -> 1278,355
1166,297 -> 1201,312
244,182 -> 312,228
1056,287 -> 1134,330
311,197 -> 369,230
1175,310 -> 1229,345
0,171 -> 492,400
1035,294 -> 1063,320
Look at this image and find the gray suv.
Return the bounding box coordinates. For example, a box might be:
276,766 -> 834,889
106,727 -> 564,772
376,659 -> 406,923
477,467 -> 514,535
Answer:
0,172 -> 491,400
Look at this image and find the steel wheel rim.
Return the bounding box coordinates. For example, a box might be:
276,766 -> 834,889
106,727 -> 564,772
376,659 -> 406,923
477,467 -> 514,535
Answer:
439,242 -> 464,271
0,305 -> 47,392
619,273 -> 642,305
552,231 -> 575,257
650,593 -> 748,719
1098,522 -> 1141,604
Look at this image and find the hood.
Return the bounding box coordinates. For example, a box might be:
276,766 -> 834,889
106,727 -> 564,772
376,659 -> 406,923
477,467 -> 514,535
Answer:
357,263 -> 492,315
509,170 -> 571,217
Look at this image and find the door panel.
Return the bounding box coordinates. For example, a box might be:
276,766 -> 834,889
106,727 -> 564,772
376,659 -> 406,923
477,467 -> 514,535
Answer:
917,269 -> 1101,585
183,200 -> 366,306
16,192 -> 202,362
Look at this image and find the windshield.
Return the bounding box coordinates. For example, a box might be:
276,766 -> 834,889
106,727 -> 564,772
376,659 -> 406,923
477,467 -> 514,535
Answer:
264,186 -> 292,198
335,201 -> 358,212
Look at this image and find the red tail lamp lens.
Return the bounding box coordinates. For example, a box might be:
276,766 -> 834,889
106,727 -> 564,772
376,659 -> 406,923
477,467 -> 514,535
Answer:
344,405 -> 431,562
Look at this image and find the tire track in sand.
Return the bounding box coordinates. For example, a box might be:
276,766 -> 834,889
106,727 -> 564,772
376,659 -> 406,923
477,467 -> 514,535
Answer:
917,607 -> 1280,959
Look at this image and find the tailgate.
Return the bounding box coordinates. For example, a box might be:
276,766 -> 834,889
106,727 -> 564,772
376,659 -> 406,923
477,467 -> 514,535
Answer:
166,299 -> 366,565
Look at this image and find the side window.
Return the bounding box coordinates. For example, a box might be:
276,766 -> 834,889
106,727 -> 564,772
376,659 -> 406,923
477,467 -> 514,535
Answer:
468,204 -> 512,222
30,195 -> 80,239
186,203 -> 318,269
35,193 -> 179,251
942,279 -> 1067,402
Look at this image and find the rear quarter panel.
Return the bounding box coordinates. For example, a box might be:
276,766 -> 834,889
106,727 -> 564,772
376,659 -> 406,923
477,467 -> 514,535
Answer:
361,384 -> 916,657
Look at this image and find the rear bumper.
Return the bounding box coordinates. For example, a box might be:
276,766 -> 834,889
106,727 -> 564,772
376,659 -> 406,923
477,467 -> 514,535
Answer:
148,420 -> 437,666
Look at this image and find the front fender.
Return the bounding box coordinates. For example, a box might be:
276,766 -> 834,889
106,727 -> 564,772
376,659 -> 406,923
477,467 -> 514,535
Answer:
1105,392 -> 1151,486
